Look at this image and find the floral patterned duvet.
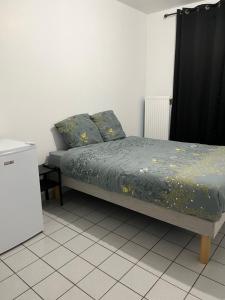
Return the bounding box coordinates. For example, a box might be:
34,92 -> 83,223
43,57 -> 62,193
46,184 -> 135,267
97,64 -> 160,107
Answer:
60,136 -> 225,221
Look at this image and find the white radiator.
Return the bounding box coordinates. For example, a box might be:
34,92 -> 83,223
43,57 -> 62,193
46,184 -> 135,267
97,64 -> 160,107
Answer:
144,96 -> 170,140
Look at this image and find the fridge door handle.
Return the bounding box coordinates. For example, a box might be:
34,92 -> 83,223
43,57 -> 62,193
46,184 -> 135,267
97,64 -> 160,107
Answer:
4,160 -> 15,166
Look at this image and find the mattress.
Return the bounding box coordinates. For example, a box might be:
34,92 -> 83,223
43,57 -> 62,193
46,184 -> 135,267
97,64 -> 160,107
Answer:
48,150 -> 67,168
54,136 -> 225,221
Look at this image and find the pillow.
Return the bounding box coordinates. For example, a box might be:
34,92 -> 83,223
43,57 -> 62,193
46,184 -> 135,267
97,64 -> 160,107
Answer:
55,114 -> 103,148
91,110 -> 126,142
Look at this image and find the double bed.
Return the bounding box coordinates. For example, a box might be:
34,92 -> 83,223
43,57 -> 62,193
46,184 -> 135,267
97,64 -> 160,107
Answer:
49,136 -> 225,264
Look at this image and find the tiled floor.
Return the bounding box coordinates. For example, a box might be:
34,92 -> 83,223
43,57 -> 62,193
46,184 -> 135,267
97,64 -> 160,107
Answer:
1,191 -> 225,300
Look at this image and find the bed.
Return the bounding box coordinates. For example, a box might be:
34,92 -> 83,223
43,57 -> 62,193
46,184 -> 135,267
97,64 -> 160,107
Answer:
49,136 -> 225,264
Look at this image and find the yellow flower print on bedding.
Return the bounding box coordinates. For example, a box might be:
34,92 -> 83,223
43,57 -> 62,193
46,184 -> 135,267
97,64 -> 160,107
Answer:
176,148 -> 186,152
122,186 -> 129,193
160,146 -> 225,220
80,132 -> 88,143
58,119 -> 75,134
107,128 -> 115,136
122,184 -> 134,195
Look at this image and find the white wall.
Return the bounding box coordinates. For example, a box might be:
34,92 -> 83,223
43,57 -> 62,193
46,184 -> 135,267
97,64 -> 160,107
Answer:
0,0 -> 147,162
146,0 -> 218,97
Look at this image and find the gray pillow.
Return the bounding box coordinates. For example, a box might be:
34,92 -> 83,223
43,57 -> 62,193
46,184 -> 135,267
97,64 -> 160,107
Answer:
91,110 -> 126,141
55,114 -> 103,148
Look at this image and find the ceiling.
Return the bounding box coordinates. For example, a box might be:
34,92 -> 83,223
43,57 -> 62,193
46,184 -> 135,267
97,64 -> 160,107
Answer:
117,0 -> 201,14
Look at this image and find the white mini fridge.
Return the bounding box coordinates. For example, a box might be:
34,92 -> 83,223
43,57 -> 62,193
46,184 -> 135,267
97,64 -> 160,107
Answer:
0,139 -> 43,254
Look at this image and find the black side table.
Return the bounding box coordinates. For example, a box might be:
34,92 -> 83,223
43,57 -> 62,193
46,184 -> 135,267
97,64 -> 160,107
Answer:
39,164 -> 63,206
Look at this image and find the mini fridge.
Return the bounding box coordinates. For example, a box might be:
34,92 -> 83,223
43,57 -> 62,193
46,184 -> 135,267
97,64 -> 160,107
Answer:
0,139 -> 43,254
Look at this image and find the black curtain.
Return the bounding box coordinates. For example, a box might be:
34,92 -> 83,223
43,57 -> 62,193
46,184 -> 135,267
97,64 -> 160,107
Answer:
170,1 -> 225,145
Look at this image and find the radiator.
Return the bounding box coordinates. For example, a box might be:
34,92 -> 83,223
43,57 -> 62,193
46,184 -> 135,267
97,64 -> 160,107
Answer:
144,96 -> 170,140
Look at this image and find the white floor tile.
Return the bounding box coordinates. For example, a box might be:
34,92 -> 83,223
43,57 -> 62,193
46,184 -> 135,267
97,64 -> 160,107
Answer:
137,251 -> 171,277
111,208 -> 131,221
152,239 -> 182,260
132,231 -> 160,249
98,232 -> 128,252
59,285 -> 92,300
16,289 -> 42,300
4,248 -> 38,272
186,236 -> 216,256
162,263 -> 198,292
116,241 -> 148,263
164,228 -> 193,247
59,256 -> 94,284
83,225 -> 109,242
80,243 -> 112,266
44,220 -> 64,235
17,259 -> 54,286
220,236 -> 225,248
145,221 -> 171,238
62,201 -> 82,212
212,232 -> 224,245
1,245 -> 25,260
0,261 -> 13,282
85,211 -> 108,223
99,253 -> 133,280
43,246 -> 76,269
191,275 -> 225,300
73,206 -> 95,217
175,249 -> 205,274
0,275 -> 28,300
44,207 -> 66,219
50,227 -> 78,244
6,192 -> 225,300
77,269 -> 116,299
212,246 -> 225,264
54,211 -> 80,225
185,295 -> 199,300
98,217 -> 122,231
219,223 -> 225,234
33,272 -> 73,300
43,214 -> 53,224
202,260 -> 225,285
64,235 -> 94,254
114,223 -> 139,239
101,282 -> 142,300
23,233 -> 45,247
126,215 -> 150,229
28,237 -> 59,257
67,218 -> 94,233
121,265 -> 158,296
146,279 -> 187,300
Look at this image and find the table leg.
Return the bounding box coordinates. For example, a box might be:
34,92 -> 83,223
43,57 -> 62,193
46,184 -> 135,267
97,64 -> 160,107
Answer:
53,186 -> 60,201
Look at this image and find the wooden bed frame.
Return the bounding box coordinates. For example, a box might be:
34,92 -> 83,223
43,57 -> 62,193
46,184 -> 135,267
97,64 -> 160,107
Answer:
58,176 -> 225,264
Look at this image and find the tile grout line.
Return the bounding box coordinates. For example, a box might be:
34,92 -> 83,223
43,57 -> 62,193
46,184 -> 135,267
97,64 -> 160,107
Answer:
43,200 -> 225,258
29,203 -> 161,299
185,232 -> 225,299
0,200 -> 101,300
3,230 -> 225,300
97,222 -> 173,300
57,215 -> 151,299
2,196 -> 225,300
140,231 -> 199,299
3,224 -> 222,299
13,204 -> 147,300
0,259 -> 45,300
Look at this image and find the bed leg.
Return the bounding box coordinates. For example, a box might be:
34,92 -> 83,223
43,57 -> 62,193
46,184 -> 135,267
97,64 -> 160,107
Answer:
200,235 -> 211,264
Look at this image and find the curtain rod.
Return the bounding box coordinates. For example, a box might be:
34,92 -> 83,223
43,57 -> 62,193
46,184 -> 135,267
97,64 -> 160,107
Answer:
164,12 -> 177,18
164,0 -> 223,18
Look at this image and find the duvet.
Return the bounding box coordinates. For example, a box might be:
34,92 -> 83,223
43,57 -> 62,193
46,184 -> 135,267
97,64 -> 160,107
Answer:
61,136 -> 225,221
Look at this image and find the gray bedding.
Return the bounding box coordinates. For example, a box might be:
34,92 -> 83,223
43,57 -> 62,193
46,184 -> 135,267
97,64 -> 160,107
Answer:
58,136 -> 225,221
48,150 -> 67,168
